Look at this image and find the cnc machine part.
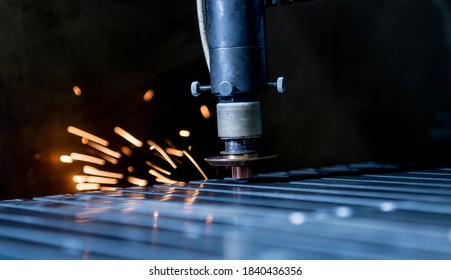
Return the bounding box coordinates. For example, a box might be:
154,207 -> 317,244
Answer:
192,0 -> 285,179
216,102 -> 262,139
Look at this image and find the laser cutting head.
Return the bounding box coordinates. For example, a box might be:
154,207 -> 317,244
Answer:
191,0 -> 285,179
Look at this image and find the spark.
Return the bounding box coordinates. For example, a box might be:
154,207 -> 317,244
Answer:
84,140 -> 121,159
73,175 -> 88,183
127,166 -> 135,173
179,130 -> 191,137
67,126 -> 109,146
163,137 -> 175,148
73,85 -> 82,96
114,127 -> 143,147
60,155 -> 73,163
99,186 -> 117,191
70,152 -> 105,165
127,176 -> 148,186
121,146 -> 133,157
143,90 -> 155,102
83,165 -> 124,179
146,161 -> 171,176
76,183 -> 100,191
165,147 -> 184,157
149,169 -> 178,184
98,154 -> 118,165
147,140 -> 177,169
200,105 -> 210,119
86,176 -> 118,184
183,150 -> 208,180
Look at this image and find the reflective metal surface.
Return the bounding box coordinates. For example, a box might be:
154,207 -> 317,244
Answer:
1,163 -> 451,259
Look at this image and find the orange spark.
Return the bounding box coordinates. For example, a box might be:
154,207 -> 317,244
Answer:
76,183 -> 100,191
143,90 -> 155,102
146,161 -> 171,176
99,154 -> 118,165
127,166 -> 135,173
114,127 -> 143,147
73,175 -> 88,183
183,150 -> 208,180
165,147 -> 184,157
67,126 -> 109,146
179,130 -> 191,137
149,169 -> 178,185
83,166 -> 124,179
85,140 -> 121,159
200,105 -> 211,119
70,152 -> 105,165
73,85 -> 82,96
86,176 -> 118,184
121,146 -> 133,157
147,140 -> 177,169
60,155 -> 73,163
99,186 -> 117,191
127,176 -> 147,186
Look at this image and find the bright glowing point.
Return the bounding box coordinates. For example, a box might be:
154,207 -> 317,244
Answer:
143,90 -> 155,102
183,150 -> 208,180
146,161 -> 171,175
72,85 -> 82,96
149,169 -> 178,184
127,176 -> 147,186
289,212 -> 305,225
165,147 -> 184,157
200,105 -> 210,119
121,146 -> 133,157
83,166 -> 124,179
147,140 -> 177,169
85,141 -> 121,159
67,126 -> 109,146
76,183 -> 100,191
60,155 -> 73,163
179,130 -> 191,137
70,152 -> 105,165
114,127 -> 143,147
86,176 -> 118,184
73,175 -> 88,183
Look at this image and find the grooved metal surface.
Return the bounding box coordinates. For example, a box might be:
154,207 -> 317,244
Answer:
1,163 -> 451,259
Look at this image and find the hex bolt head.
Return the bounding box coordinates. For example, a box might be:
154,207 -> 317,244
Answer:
276,77 -> 286,93
218,81 -> 234,96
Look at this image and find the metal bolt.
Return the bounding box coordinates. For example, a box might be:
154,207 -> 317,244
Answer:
218,81 -> 234,96
268,77 -> 286,93
191,81 -> 211,97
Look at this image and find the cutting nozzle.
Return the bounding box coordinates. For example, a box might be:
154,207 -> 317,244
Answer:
205,153 -> 277,179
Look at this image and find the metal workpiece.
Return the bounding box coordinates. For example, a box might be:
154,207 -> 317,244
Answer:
217,101 -> 262,139
2,164 -> 451,259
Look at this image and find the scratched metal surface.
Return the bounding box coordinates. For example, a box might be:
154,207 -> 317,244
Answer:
0,163 -> 451,259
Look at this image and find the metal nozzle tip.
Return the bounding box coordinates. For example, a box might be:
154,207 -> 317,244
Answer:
231,166 -> 253,180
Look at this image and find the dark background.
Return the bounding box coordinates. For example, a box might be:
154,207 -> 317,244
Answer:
0,0 -> 450,199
